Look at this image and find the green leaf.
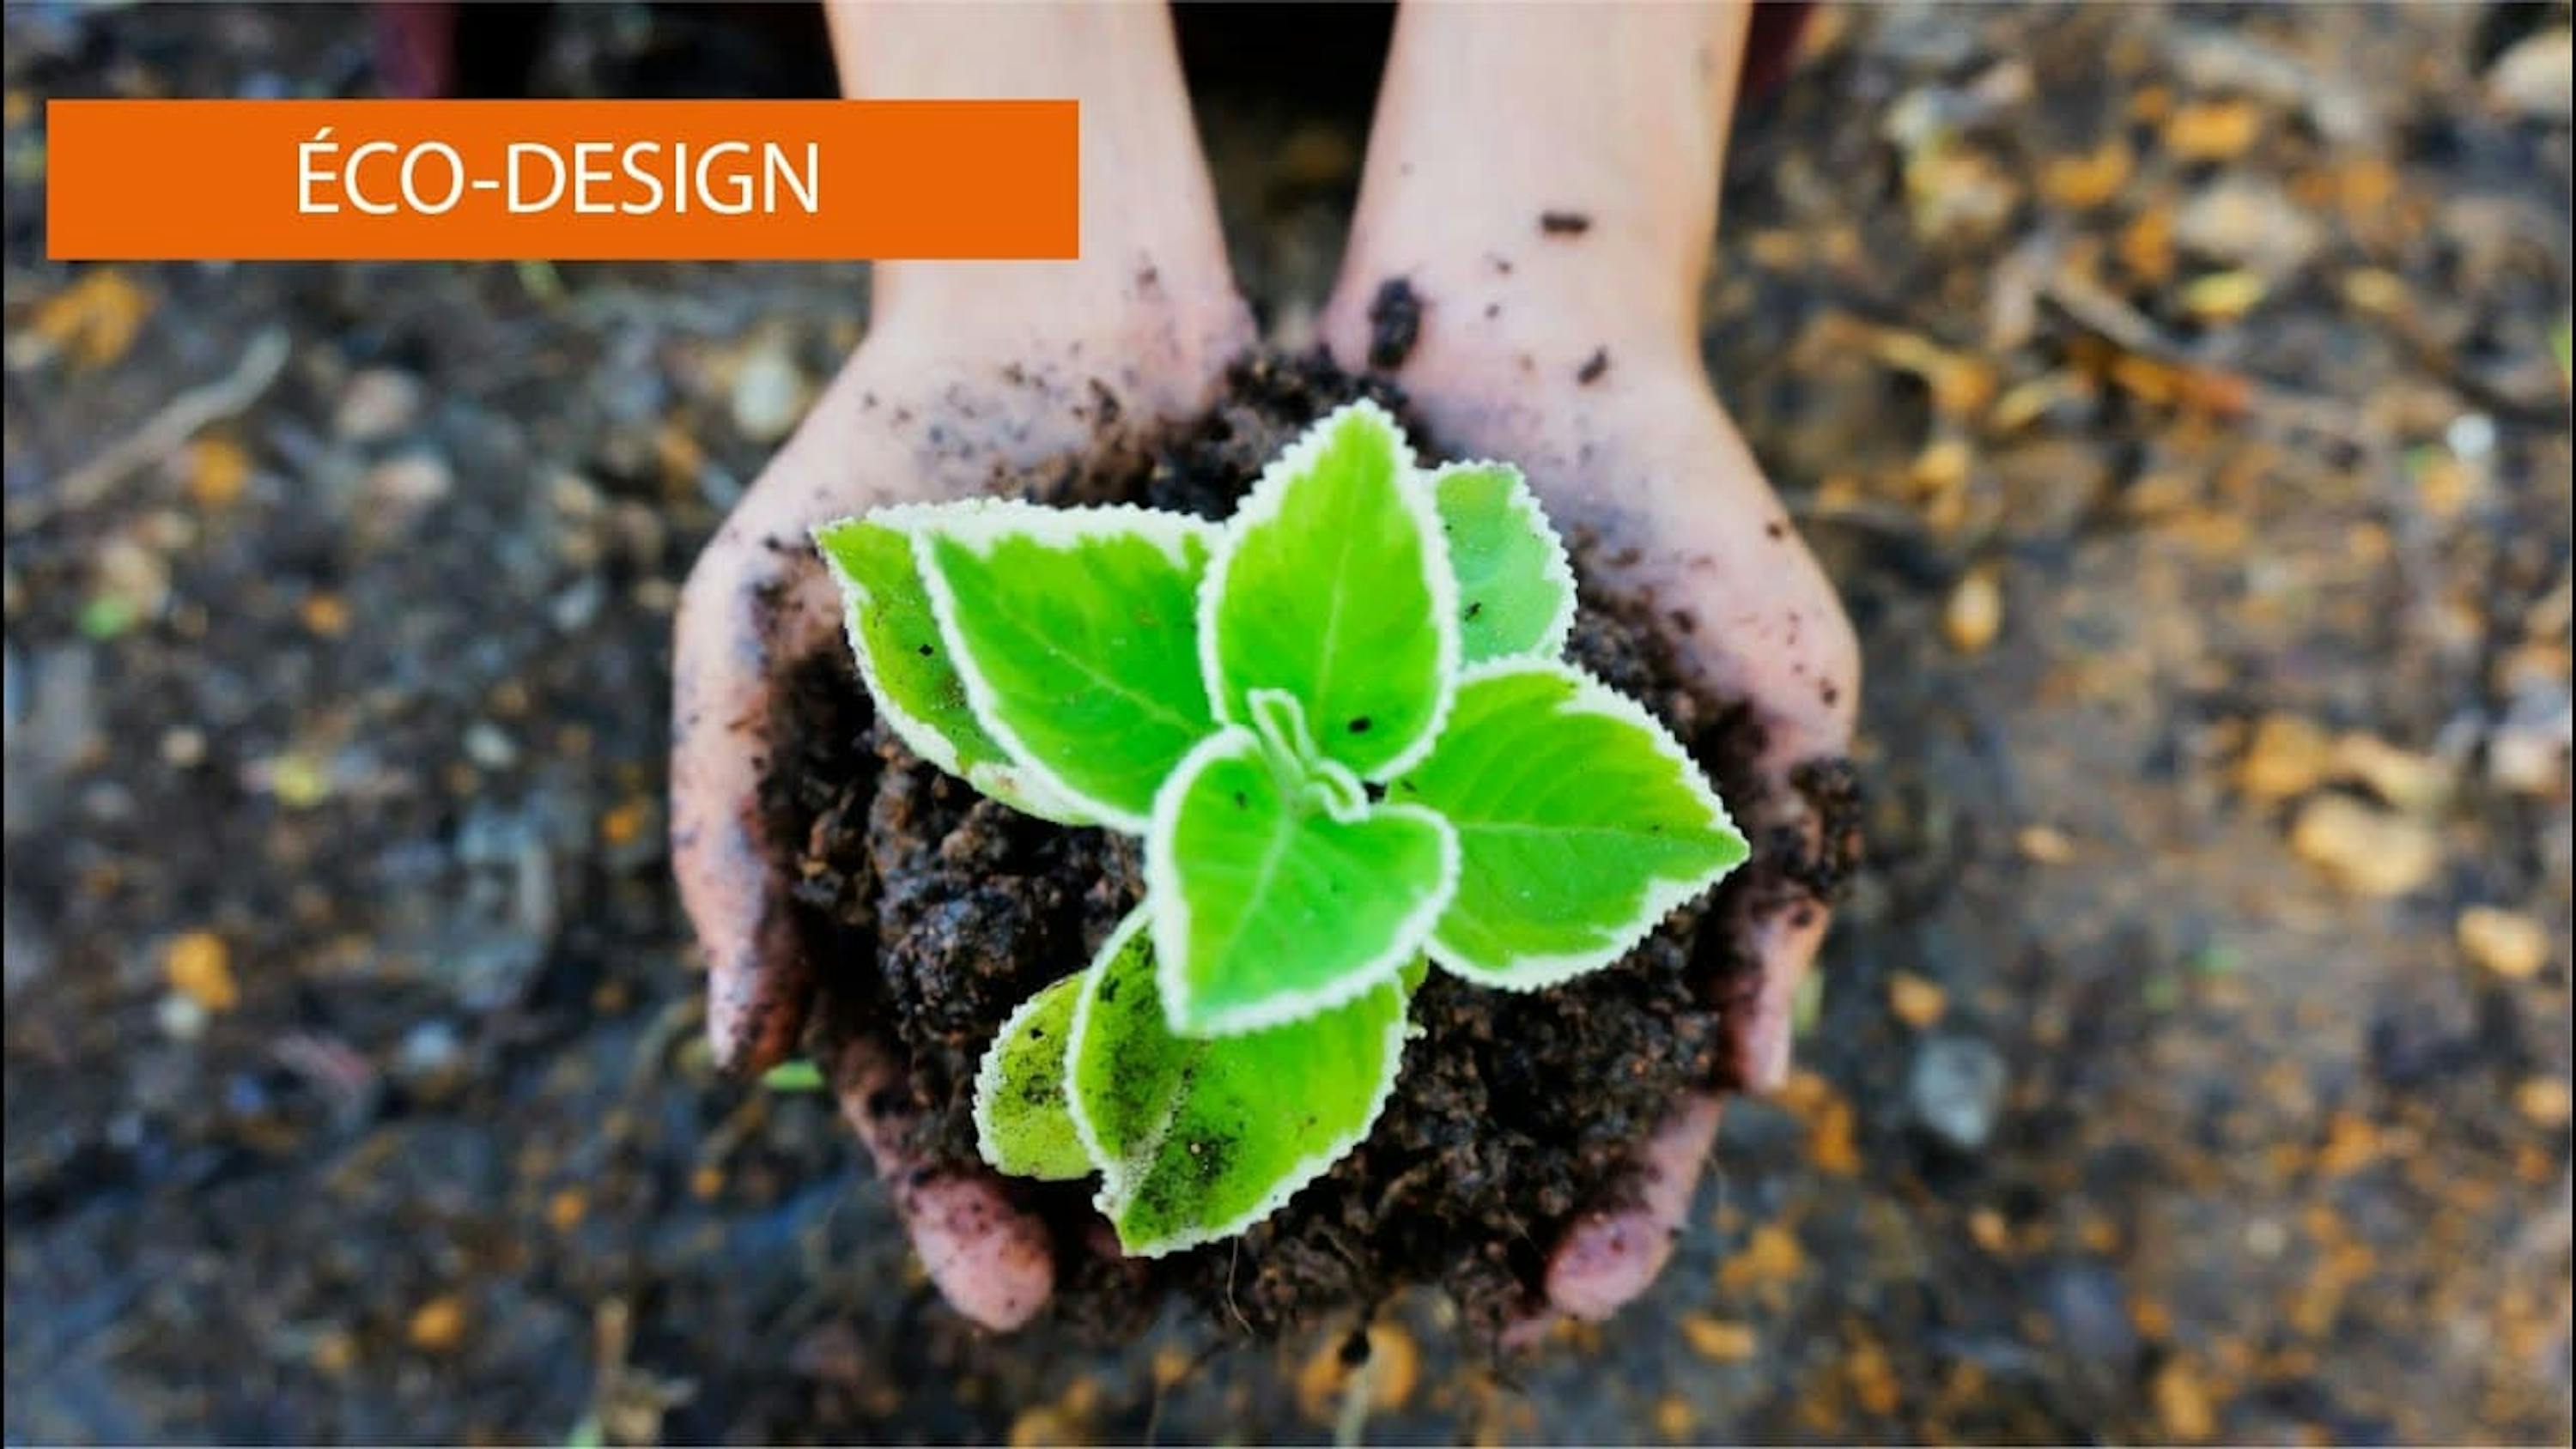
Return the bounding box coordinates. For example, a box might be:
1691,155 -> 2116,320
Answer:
1391,660 -> 1748,989
971,972 -> 1094,1180
760,1058 -> 826,1092
1148,709 -> 1457,1036
1066,907 -> 1409,1257
1431,461 -> 1575,664
814,511 -> 1097,825
914,501 -> 1221,832
1201,401 -> 1458,780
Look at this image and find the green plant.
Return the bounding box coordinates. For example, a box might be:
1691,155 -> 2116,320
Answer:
816,402 -> 1748,1255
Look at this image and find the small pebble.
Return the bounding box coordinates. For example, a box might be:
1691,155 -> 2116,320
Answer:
1910,1034 -> 2008,1150
163,930 -> 238,1011
1942,568 -> 2002,653
2445,411 -> 2497,461
1888,972 -> 1948,1028
2164,99 -> 2263,161
2153,1357 -> 2219,1442
182,438 -> 252,508
2487,694 -> 2571,796
1680,1314 -> 1758,1363
2332,732 -> 2450,813
547,1187 -> 587,1232
2237,713 -> 2333,800
2175,180 -> 2322,278
2243,1216 -> 2288,1258
2180,269 -> 2268,322
159,726 -> 207,768
308,1328 -> 358,1376
268,752 -> 332,809
2487,28 -> 2573,122
93,537 -> 170,618
156,991 -> 210,1041
1911,436 -> 1972,494
462,722 -> 519,770
1005,1407 -> 1080,1449
2515,1076 -> 2573,1128
399,1020 -> 463,1076
730,343 -> 809,446
300,593 -> 349,638
406,1294 -> 468,1353
2456,906 -> 2549,980
334,367 -> 422,442
550,577 -> 605,633
2016,824 -> 2078,863
364,452 -> 454,512
2288,795 -> 2440,898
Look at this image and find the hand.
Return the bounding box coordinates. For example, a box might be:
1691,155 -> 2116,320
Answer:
670,0 -> 1250,1331
1321,0 -> 1860,1326
1319,300 -> 1860,1324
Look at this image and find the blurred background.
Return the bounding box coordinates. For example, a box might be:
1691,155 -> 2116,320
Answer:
3,2 -> 2570,1442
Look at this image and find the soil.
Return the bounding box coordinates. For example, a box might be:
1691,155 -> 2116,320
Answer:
1364,282 -> 1425,373
763,351 -> 1844,1339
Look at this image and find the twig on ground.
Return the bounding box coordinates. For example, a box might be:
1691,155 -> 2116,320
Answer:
27,328 -> 291,524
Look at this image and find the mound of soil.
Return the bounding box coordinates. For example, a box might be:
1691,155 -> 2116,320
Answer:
760,352 -> 1856,1339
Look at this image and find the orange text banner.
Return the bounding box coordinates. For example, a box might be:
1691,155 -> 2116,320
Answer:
47,100 -> 1078,261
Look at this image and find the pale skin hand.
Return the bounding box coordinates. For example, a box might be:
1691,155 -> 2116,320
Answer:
674,0 -> 1854,1335
670,2 -> 1250,1331
1318,1 -> 1860,1325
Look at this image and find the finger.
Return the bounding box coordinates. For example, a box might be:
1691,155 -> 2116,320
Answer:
1681,477 -> 1856,1093
831,1036 -> 1055,1332
1542,1094 -> 1722,1320
1725,888 -> 1832,1094
671,508 -> 841,1073
1716,644 -> 1858,1091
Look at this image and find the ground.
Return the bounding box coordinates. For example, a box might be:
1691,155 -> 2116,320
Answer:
3,3 -> 2570,1444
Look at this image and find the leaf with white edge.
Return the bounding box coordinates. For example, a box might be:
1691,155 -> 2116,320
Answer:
1201,400 -> 1458,779
1430,461 -> 1577,664
1390,659 -> 1748,990
1148,707 -> 1457,1037
914,501 -> 1220,832
1066,907 -> 1409,1257
971,972 -> 1093,1181
813,512 -> 1098,826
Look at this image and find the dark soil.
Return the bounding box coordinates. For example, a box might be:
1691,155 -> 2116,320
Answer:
1364,280 -> 1425,373
764,351 -> 1838,1338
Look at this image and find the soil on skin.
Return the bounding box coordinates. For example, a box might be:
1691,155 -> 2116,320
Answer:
762,351 -> 1856,1338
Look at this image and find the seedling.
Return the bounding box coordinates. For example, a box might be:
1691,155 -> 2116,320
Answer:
816,402 -> 1747,1255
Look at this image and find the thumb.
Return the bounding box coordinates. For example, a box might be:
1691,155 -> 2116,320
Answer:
829,1035 -> 1056,1331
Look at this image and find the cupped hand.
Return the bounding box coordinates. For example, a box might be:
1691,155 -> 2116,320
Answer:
671,282 -> 1250,1329
1321,289 -> 1862,1330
